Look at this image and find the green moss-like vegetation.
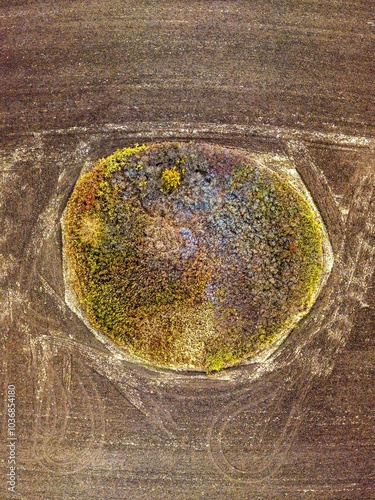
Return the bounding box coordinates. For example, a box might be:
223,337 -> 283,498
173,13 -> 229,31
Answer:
205,351 -> 243,372
62,142 -> 326,371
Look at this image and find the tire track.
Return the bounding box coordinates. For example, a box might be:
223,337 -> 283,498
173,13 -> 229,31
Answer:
207,147 -> 374,483
285,140 -> 346,251
30,331 -> 182,438
31,341 -> 106,475
8,121 -> 373,150
4,122 -> 373,484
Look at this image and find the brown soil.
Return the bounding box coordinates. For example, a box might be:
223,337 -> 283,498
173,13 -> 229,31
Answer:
1,1 -> 373,498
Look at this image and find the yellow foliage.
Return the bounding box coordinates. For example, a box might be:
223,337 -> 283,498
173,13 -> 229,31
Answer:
78,213 -> 104,247
161,167 -> 181,192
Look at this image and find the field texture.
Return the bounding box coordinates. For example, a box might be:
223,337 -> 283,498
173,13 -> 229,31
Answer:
1,1 -> 374,499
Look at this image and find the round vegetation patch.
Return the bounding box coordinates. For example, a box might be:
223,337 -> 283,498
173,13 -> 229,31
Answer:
62,142 -> 327,372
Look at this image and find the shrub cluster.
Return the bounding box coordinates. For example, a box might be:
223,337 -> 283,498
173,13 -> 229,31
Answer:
63,142 -> 324,372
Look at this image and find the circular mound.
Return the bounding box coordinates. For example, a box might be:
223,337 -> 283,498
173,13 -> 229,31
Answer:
62,142 -> 327,372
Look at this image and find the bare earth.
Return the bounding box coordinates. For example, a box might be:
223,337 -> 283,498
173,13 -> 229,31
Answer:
0,1 -> 374,499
